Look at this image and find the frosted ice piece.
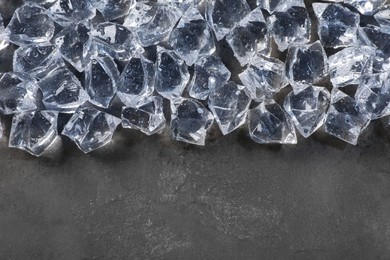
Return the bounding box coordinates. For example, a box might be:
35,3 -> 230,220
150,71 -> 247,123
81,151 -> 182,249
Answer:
91,22 -> 143,61
188,55 -> 231,100
38,67 -> 90,113
13,44 -> 65,80
48,0 -> 95,26
328,46 -> 377,88
239,55 -> 288,102
117,56 -> 155,106
24,0 -> 57,7
350,0 -> 386,15
90,0 -> 134,21
226,7 -> 270,66
248,100 -> 297,144
122,96 -> 166,135
158,0 -> 199,11
205,0 -> 251,41
374,5 -> 390,30
124,2 -> 182,47
256,0 -> 304,14
54,22 -> 97,72
0,14 -> 8,51
325,90 -> 370,145
170,98 -> 214,145
9,110 -> 59,157
313,3 -> 360,48
155,48 -> 189,100
168,6 -> 215,66
85,55 -> 119,108
5,4 -> 55,46
208,81 -> 251,135
284,86 -> 330,138
268,5 -> 311,52
62,104 -> 121,153
359,25 -> 390,57
0,72 -> 38,115
286,41 -> 328,90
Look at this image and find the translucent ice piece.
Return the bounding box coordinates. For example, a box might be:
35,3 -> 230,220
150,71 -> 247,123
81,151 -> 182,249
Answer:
285,41 -> 328,90
205,0 -> 251,41
350,0 -> 386,15
208,81 -> 251,135
124,2 -> 182,47
117,55 -> 155,106
188,55 -> 231,100
284,86 -> 330,138
155,48 -> 190,100
313,3 -> 360,48
90,0 -> 135,21
38,67 -> 90,113
47,0 -> 95,26
248,100 -> 297,144
54,22 -> 97,72
226,7 -> 270,66
325,90 -> 370,145
0,72 -> 38,115
9,110 -> 59,157
24,0 -> 57,7
268,4 -> 311,52
328,46 -> 377,88
122,96 -> 166,135
239,54 -> 288,102
374,5 -> 390,30
5,4 -> 55,46
0,116 -> 3,139
62,104 -> 121,153
158,0 -> 199,11
13,44 -> 65,80
170,98 -> 214,145
359,25 -> 390,57
85,55 -> 119,108
91,22 -> 143,61
257,0 -> 304,14
168,6 -> 215,66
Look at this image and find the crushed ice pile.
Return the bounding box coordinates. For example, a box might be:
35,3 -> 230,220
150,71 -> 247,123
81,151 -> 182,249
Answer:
0,0 -> 390,156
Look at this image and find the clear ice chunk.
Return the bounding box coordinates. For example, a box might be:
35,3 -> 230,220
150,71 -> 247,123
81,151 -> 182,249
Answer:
13,44 -> 65,80
208,81 -> 251,135
90,0 -> 134,21
5,4 -> 55,46
248,100 -> 297,144
268,3 -> 311,52
24,0 -> 57,7
285,41 -> 328,90
85,55 -> 119,108
122,96 -> 166,135
168,6 -> 215,66
170,98 -> 214,146
374,6 -> 390,30
38,67 -> 90,113
0,72 -> 38,115
9,110 -> 59,157
62,104 -> 121,153
284,86 -> 330,138
91,22 -> 143,61
257,0 -> 304,14
47,0 -> 95,26
350,0 -> 386,15
117,55 -> 155,106
325,89 -> 370,145
205,0 -> 251,41
54,22 -> 97,72
313,3 -> 360,48
226,7 -> 270,66
155,48 -> 190,100
359,25 -> 390,57
239,54 -> 288,102
0,13 -> 7,51
124,2 -> 182,47
188,55 -> 231,100
328,46 -> 377,88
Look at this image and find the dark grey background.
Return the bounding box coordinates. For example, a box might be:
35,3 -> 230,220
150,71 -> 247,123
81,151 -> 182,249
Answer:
1,0 -> 390,259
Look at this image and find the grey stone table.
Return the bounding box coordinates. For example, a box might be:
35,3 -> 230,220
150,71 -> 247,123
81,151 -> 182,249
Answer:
1,0 -> 390,259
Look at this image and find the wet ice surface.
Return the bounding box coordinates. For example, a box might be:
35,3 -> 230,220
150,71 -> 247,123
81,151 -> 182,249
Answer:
3,0 -> 390,156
